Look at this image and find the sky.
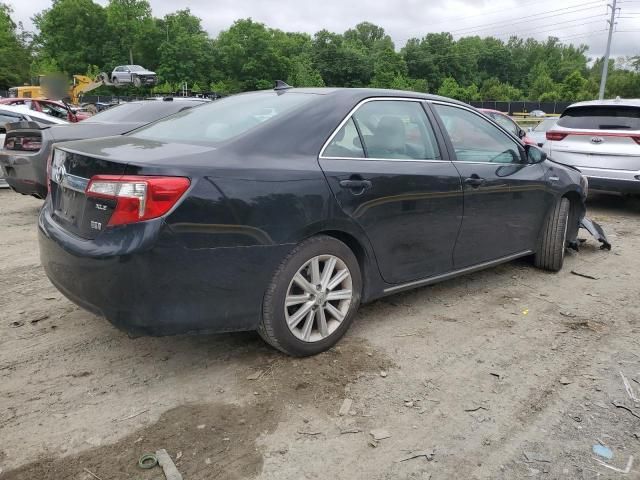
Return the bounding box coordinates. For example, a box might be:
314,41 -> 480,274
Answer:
10,0 -> 640,58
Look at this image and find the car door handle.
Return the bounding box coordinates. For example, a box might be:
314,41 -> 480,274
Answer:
339,179 -> 372,191
464,175 -> 485,188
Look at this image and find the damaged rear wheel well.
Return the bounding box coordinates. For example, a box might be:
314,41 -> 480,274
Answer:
563,191 -> 584,243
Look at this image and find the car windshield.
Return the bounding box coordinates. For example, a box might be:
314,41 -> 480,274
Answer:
130,91 -> 317,144
558,105 -> 640,130
533,118 -> 558,132
129,65 -> 145,72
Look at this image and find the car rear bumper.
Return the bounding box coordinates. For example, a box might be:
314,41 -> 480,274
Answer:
38,204 -> 293,336
0,152 -> 47,197
579,166 -> 640,194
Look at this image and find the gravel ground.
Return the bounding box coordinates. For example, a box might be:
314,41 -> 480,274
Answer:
1,189 -> 639,480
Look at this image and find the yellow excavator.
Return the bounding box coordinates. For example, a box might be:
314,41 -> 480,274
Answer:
9,73 -> 129,105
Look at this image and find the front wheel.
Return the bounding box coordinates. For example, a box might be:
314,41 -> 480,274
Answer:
132,75 -> 142,87
258,236 -> 362,356
534,197 -> 570,272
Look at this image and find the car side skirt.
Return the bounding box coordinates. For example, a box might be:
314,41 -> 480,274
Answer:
382,250 -> 534,295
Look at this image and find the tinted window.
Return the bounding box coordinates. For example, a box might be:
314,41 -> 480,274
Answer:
87,101 -> 202,123
434,104 -> 521,164
324,118 -> 365,158
352,100 -> 440,160
489,112 -> 519,136
39,102 -> 68,119
131,92 -> 316,144
558,106 -> 640,130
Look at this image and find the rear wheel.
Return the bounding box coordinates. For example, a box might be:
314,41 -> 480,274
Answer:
534,197 -> 570,272
112,76 -> 119,86
258,235 -> 362,356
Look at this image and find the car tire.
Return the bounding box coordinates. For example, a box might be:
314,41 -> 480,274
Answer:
258,235 -> 362,357
112,77 -> 119,86
534,197 -> 570,272
132,75 -> 141,88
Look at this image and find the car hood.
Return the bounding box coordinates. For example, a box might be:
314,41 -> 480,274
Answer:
133,70 -> 156,75
48,121 -> 146,142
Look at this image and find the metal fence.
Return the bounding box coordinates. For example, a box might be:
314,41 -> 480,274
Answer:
469,101 -> 573,115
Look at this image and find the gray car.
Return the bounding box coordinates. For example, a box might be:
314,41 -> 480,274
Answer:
111,65 -> 158,87
0,98 -> 208,198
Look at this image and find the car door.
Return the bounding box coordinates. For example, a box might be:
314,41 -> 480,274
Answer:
430,103 -> 550,268
319,98 -> 463,285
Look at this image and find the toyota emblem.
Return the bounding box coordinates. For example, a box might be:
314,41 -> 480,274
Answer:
591,136 -> 604,144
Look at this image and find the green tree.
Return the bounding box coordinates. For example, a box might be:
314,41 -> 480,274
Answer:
0,3 -> 31,88
155,9 -> 213,85
33,0 -> 112,75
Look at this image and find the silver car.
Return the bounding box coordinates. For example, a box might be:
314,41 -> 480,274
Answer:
111,65 -> 158,87
545,99 -> 640,194
528,117 -> 558,147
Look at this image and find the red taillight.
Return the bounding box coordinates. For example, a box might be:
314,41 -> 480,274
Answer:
85,175 -> 190,226
4,135 -> 42,151
633,136 -> 640,145
546,131 -> 568,141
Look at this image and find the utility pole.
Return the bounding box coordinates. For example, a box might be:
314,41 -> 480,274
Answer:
598,0 -> 618,100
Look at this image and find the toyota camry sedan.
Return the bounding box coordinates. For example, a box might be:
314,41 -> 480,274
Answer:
39,86 -> 591,356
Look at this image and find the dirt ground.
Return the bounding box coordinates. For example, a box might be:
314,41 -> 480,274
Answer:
1,189 -> 639,480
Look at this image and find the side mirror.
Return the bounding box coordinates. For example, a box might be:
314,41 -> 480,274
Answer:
518,129 -> 526,139
526,144 -> 547,164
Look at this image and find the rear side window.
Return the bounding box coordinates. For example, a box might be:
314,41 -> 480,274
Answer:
131,92 -> 316,144
324,118 -> 365,158
353,100 -> 441,160
558,106 -> 640,130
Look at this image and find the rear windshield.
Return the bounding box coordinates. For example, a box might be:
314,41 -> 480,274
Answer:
88,101 -> 202,123
129,91 -> 317,144
558,106 -> 640,130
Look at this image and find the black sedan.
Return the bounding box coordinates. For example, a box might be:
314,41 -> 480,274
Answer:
0,97 -> 208,198
39,87 -> 590,356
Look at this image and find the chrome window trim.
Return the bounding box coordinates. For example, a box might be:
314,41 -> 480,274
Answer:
319,96 -> 442,161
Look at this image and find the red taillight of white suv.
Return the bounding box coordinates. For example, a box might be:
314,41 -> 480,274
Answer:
85,175 -> 190,226
546,131 -> 568,141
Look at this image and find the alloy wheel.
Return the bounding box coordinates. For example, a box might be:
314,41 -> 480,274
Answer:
284,255 -> 353,343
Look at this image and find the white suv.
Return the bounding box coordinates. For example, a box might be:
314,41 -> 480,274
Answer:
545,99 -> 640,194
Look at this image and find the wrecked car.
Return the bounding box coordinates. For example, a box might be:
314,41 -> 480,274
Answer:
38,86 -> 607,357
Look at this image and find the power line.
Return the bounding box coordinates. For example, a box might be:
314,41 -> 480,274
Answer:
490,16 -> 607,39
422,0 -> 581,29
450,1 -> 605,35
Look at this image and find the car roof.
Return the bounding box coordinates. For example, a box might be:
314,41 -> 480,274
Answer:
0,104 -> 68,123
260,87 -> 470,108
566,98 -> 640,108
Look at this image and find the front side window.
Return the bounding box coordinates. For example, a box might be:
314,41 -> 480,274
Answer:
434,104 -> 522,164
352,100 -> 440,160
324,118 -> 365,158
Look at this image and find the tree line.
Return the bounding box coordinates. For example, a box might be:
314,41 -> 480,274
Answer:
1,0 -> 639,101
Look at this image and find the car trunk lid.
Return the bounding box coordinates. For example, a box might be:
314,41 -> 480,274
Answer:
49,148 -> 128,239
